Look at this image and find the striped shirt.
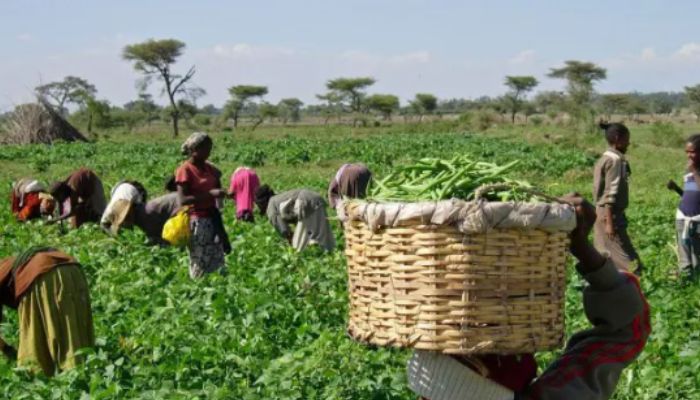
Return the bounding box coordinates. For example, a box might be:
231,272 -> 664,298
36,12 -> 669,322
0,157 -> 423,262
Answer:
679,173 -> 700,217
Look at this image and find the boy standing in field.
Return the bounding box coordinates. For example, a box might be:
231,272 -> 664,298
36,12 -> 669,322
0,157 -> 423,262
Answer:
667,134 -> 700,281
592,122 -> 644,275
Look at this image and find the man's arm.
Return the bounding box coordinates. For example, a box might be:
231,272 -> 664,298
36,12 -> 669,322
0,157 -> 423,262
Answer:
524,196 -> 650,400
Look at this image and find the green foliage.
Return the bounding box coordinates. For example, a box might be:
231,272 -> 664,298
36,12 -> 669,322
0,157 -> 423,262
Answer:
325,77 -> 375,117
278,98 -> 304,124
504,76 -> 539,123
122,39 -> 186,73
35,76 -> 97,114
684,84 -> 700,118
409,93 -> 438,120
548,60 -> 607,130
648,122 -> 685,147
0,123 -> 696,399
366,94 -> 400,120
122,38 -> 196,137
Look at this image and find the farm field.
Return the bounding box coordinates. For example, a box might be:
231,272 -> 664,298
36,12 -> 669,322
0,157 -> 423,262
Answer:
1,121 -> 699,399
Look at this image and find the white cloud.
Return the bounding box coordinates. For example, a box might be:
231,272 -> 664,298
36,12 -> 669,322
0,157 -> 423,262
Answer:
211,43 -> 296,59
390,51 -> 430,64
509,50 -> 535,65
338,50 -> 430,65
640,47 -> 656,61
675,42 -> 700,59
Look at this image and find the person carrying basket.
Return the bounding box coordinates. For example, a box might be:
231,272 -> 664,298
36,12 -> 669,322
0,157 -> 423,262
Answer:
406,194 -> 650,400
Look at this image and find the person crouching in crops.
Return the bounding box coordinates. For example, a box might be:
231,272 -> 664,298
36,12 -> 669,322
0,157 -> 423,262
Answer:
10,178 -> 55,222
175,132 -> 230,278
255,185 -> 335,252
100,180 -> 148,236
228,166 -> 260,222
328,163 -> 372,209
48,168 -> 107,228
592,122 -> 644,275
0,247 -> 95,377
667,133 -> 700,281
406,194 -> 650,400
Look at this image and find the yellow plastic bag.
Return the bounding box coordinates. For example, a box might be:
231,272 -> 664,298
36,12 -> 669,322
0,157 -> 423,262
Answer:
162,207 -> 191,246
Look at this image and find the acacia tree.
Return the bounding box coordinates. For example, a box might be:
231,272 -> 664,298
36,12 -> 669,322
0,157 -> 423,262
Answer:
122,39 -> 196,137
35,76 -> 96,115
366,94 -> 400,120
316,92 -> 344,124
278,98 -> 304,124
503,76 -> 538,124
257,102 -> 279,129
409,93 -> 438,122
685,84 -> 700,119
548,60 -> 606,128
326,77 -> 375,126
224,85 -> 268,128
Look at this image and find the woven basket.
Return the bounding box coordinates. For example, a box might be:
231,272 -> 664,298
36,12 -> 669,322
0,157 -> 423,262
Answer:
342,199 -> 572,355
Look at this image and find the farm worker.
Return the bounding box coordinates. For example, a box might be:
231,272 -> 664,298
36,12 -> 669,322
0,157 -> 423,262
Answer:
48,168 -> 107,228
0,247 -> 95,377
328,163 -> 372,209
100,180 -> 148,235
133,193 -> 181,246
667,133 -> 700,281
228,166 -> 260,222
406,194 -> 650,400
175,132 -> 230,278
592,122 -> 644,275
255,185 -> 335,252
10,178 -> 55,222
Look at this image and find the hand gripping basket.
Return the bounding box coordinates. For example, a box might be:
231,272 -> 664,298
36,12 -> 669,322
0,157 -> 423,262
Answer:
338,195 -> 576,355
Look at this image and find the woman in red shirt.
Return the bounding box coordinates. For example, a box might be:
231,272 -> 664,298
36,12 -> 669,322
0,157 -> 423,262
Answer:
175,132 -> 228,278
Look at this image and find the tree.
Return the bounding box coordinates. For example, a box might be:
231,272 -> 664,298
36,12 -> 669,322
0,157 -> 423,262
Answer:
255,102 -> 279,129
548,60 -> 607,128
366,94 -> 400,120
224,85 -> 268,128
123,93 -> 160,125
503,76 -> 538,124
598,94 -> 631,120
35,76 -> 97,115
122,39 -> 196,137
685,84 -> 700,119
325,77 -> 375,126
83,98 -> 111,133
533,91 -> 566,121
316,92 -> 344,124
278,98 -> 304,124
410,93 -> 438,122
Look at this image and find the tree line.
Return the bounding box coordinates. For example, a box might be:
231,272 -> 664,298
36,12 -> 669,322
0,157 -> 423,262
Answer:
11,38 -> 700,137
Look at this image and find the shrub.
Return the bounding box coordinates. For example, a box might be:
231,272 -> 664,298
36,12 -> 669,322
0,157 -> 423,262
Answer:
649,121 -> 685,147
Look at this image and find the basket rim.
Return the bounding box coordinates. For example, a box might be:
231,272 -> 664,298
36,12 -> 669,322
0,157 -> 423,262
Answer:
338,198 -> 577,234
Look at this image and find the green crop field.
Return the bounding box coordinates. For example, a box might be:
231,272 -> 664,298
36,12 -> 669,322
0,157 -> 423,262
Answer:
1,121 -> 699,399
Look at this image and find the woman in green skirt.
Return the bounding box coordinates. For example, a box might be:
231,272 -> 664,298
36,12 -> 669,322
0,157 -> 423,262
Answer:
0,247 -> 94,376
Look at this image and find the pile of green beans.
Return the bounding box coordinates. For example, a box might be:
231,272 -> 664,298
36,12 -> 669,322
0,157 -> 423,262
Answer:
369,155 -> 537,201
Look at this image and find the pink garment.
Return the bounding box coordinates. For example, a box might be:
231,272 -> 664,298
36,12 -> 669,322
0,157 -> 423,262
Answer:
228,167 -> 260,218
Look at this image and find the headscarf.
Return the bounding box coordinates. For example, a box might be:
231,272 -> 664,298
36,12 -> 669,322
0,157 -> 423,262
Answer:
12,179 -> 46,207
181,132 -> 210,155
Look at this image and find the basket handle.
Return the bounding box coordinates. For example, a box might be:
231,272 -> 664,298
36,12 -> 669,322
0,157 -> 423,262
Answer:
474,183 -> 567,204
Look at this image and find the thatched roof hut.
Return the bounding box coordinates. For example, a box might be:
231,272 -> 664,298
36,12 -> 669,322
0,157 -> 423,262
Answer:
0,99 -> 88,145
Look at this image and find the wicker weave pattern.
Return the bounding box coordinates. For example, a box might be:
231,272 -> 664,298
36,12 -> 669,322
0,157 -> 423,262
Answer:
344,219 -> 569,354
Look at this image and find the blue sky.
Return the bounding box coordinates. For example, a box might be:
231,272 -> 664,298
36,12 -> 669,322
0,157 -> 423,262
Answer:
2,0 -> 700,110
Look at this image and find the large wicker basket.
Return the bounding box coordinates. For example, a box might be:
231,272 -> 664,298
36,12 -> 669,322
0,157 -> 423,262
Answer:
340,198 -> 576,355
